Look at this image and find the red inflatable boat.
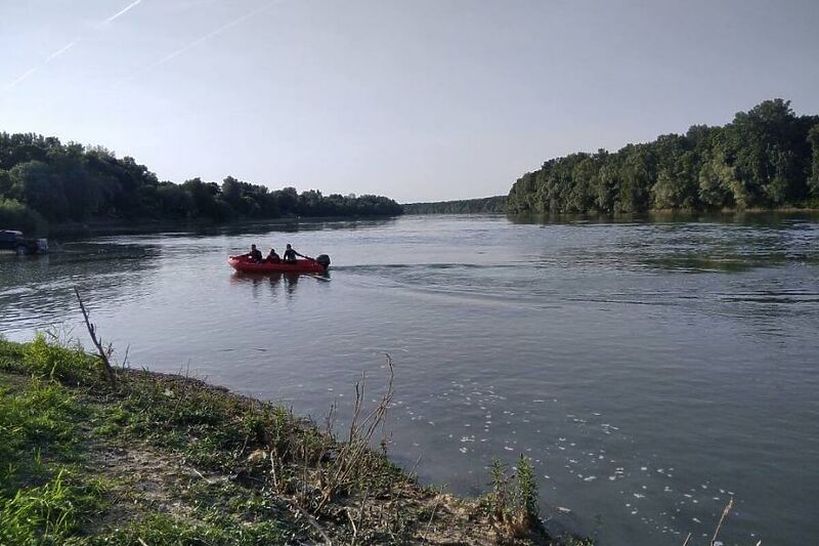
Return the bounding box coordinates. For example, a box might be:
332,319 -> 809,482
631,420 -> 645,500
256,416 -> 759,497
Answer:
228,255 -> 330,274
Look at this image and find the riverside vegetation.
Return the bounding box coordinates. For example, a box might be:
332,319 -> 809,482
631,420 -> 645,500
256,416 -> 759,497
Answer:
0,134 -> 402,236
402,196 -> 507,215
0,331 -> 595,546
378,99 -> 819,219
507,99 -> 819,214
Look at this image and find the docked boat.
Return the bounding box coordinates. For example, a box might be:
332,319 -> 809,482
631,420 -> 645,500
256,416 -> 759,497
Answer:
228,254 -> 330,274
0,230 -> 48,255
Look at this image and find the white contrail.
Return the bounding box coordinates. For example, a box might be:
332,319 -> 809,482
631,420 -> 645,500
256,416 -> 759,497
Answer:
4,68 -> 38,91
3,0 -> 144,92
4,40 -> 77,91
125,1 -> 278,80
105,0 -> 143,24
46,41 -> 78,62
5,40 -> 76,91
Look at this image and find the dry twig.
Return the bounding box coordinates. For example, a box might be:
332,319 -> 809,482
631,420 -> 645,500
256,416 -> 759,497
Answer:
269,447 -> 279,490
74,287 -> 115,384
421,495 -> 442,541
711,497 -> 734,545
292,502 -> 332,545
345,508 -> 358,544
317,355 -> 395,511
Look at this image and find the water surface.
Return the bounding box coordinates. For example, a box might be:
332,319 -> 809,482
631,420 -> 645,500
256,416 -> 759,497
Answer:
1,213 -> 818,545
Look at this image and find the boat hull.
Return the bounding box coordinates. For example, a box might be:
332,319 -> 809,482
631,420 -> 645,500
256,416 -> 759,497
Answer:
228,257 -> 327,274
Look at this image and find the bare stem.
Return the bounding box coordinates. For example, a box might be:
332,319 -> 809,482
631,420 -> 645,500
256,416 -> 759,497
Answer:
711,497 -> 734,545
74,287 -> 115,385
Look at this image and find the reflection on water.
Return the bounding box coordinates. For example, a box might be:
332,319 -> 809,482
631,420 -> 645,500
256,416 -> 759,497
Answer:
189,217 -> 399,237
228,271 -> 329,299
0,242 -> 161,326
1,213 -> 818,546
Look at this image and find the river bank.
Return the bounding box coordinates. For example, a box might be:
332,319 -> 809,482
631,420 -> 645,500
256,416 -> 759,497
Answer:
0,336 -> 592,545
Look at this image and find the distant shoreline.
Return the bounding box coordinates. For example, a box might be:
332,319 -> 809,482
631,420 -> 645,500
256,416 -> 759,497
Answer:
401,194 -> 819,217
39,205 -> 819,241
49,214 -> 402,239
402,195 -> 507,214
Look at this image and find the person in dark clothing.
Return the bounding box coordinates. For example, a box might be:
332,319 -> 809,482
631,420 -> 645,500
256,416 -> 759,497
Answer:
244,244 -> 263,263
282,243 -> 303,263
266,248 -> 281,263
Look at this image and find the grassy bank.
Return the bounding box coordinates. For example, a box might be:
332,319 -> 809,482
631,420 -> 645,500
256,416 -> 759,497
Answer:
0,335 -> 592,545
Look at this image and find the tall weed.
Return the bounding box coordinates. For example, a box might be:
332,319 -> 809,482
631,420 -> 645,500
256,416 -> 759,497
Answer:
21,333 -> 97,383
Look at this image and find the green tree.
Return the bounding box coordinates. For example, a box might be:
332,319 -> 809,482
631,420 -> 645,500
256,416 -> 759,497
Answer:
0,169 -> 10,196
507,100 -> 817,214
698,151 -> 737,208
0,129 -> 401,229
808,123 -> 819,198
157,182 -> 193,217
0,198 -> 46,233
595,161 -> 620,213
10,160 -> 69,221
617,145 -> 654,212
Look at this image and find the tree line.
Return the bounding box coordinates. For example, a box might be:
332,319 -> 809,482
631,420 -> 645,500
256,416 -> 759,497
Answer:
402,195 -> 507,214
0,133 -> 403,234
507,99 -> 819,215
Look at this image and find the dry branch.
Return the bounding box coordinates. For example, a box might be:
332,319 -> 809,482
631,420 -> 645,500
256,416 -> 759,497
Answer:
74,287 -> 116,385
711,497 -> 734,545
292,502 -> 333,545
316,354 -> 395,512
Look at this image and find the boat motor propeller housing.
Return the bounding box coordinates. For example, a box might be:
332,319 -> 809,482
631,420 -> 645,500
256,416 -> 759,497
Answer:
315,254 -> 331,269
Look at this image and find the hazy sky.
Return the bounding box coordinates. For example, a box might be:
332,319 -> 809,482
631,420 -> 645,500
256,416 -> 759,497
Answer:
1,1 -> 818,202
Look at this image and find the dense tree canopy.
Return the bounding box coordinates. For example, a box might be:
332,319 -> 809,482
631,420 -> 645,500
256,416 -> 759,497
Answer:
0,133 -> 402,233
507,100 -> 819,214
402,196 -> 506,214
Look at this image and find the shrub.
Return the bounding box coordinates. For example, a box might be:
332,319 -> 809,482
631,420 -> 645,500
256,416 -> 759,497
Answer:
0,197 -> 47,235
485,455 -> 543,538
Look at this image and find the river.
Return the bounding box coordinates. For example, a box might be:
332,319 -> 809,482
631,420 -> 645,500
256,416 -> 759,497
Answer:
1,213 -> 817,545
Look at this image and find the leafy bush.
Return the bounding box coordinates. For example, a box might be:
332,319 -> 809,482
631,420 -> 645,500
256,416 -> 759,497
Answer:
486,455 -> 542,538
516,454 -> 539,521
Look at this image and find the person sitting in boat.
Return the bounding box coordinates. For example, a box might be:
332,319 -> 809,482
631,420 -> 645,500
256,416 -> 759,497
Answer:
265,248 -> 281,263
243,244 -> 263,263
282,244 -> 304,263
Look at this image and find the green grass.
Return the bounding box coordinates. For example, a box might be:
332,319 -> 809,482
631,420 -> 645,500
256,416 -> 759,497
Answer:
1,333 -> 99,384
1,335 -> 596,545
78,513 -> 291,546
0,337 -> 336,544
0,379 -> 86,494
0,335 -> 302,545
0,470 -> 106,546
0,371 -> 105,545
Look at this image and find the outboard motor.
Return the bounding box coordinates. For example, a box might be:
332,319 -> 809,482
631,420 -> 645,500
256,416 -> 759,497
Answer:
315,254 -> 331,270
